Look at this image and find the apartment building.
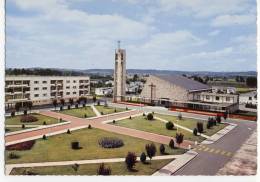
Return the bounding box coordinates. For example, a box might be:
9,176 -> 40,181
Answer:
5,75 -> 90,108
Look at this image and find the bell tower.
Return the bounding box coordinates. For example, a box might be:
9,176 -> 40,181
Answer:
113,41 -> 126,102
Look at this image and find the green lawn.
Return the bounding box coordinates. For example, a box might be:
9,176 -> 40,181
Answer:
10,159 -> 172,175
5,113 -> 60,126
155,114 -> 227,136
95,105 -> 126,115
112,116 -> 205,142
59,106 -> 96,118
6,128 -> 186,164
236,87 -> 255,94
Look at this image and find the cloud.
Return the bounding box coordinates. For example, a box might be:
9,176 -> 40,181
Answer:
211,14 -> 255,27
208,30 -> 221,36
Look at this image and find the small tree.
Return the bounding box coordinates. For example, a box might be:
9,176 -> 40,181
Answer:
88,124 -> 92,129
216,115 -> 221,124
75,104 -> 78,108
60,98 -> 65,106
42,135 -> 47,140
93,95 -> 97,103
114,109 -> 117,113
69,98 -> 74,106
23,110 -> 27,115
15,102 -> 21,112
97,163 -> 111,175
68,105 -> 71,110
52,99 -> 58,110
125,152 -> 137,170
159,144 -> 165,154
22,124 -> 25,129
129,116 -> 132,120
43,121 -> 46,125
197,122 -> 204,133
147,113 -> 154,120
126,107 -> 128,110
67,129 -> 71,134
140,152 -> 146,164
176,133 -> 184,146
28,101 -> 33,112
72,163 -> 79,173
193,128 -> 198,136
113,120 -> 116,124
166,121 -> 174,130
11,111 -> 15,117
145,143 -> 156,160
223,112 -> 228,120
60,106 -> 63,111
84,114 -> 87,118
178,112 -> 182,120
169,139 -> 175,149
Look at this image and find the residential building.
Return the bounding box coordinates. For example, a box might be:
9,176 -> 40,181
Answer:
240,91 -> 257,105
95,87 -> 113,96
5,75 -> 90,109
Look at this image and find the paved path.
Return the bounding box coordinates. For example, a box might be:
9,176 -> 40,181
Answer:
91,105 -> 101,116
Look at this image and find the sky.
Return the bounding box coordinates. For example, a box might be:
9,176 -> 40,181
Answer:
6,0 -> 257,71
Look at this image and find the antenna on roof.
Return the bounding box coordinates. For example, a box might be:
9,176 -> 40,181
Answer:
117,40 -> 121,49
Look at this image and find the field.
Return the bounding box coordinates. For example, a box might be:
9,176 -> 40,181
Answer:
10,159 -> 172,175
59,106 -> 96,118
95,105 -> 126,115
6,128 -> 186,164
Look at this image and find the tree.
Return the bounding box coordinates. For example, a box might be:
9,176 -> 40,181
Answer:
69,98 -> 74,106
246,77 -> 257,87
97,163 -> 111,175
93,95 -> 97,103
197,122 -> 204,133
193,128 -> 198,136
15,102 -> 21,112
27,101 -> 33,112
166,121 -> 174,130
169,139 -> 175,149
72,163 -> 79,173
145,143 -> 156,160
159,144 -> 165,154
125,152 -> 137,170
175,133 -> 184,146
147,113 -> 154,120
216,115 -> 222,124
140,152 -> 146,163
223,112 -> 228,120
52,99 -> 58,110
60,98 -> 65,106
178,113 -> 182,120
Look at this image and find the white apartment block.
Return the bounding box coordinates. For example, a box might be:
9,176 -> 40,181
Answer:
5,75 -> 90,108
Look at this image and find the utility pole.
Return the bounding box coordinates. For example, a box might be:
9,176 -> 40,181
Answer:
149,83 -> 156,103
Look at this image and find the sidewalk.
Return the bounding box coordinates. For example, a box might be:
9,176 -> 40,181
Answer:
91,105 -> 101,116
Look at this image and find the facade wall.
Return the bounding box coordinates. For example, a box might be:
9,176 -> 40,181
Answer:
5,76 -> 90,107
240,95 -> 257,105
199,92 -> 238,104
140,75 -> 189,101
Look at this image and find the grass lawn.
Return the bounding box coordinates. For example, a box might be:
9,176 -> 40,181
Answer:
6,128 -> 186,164
5,113 -> 60,126
59,106 -> 96,118
10,159 -> 172,175
236,87 -> 255,94
95,105 -> 126,115
155,114 -> 227,136
112,116 -> 205,142
5,127 -> 35,133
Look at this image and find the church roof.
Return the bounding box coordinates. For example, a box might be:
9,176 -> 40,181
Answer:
154,75 -> 211,92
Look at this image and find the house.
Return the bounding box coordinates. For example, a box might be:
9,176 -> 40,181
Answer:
95,87 -> 113,96
239,91 -> 257,105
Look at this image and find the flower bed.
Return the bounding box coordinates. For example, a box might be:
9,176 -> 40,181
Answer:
98,137 -> 124,148
6,140 -> 36,151
20,115 -> 38,123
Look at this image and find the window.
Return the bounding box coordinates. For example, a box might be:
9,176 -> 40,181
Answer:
73,80 -> 77,83
216,96 -> 220,101
42,81 -> 47,84
34,87 -> 39,91
226,97 -> 230,101
206,95 -> 210,100
42,87 -> 47,90
66,86 -> 70,89
73,92 -> 77,95
66,80 -> 70,83
73,86 -> 77,89
43,93 -> 47,97
34,81 -> 39,84
34,94 -> 39,97
66,92 -> 70,95
249,97 -> 252,100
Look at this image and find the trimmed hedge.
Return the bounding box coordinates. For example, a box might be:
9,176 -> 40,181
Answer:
20,115 -> 38,123
99,137 -> 124,148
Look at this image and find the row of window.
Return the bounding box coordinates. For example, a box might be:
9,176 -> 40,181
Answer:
34,86 -> 89,90
34,91 -> 78,97
34,80 -> 88,84
203,95 -> 231,101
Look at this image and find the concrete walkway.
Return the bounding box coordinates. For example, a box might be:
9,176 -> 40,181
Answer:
91,105 -> 101,117
6,154 -> 179,175
152,150 -> 198,176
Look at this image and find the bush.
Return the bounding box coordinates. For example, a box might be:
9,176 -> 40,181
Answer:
101,111 -> 104,115
216,115 -> 221,123
97,163 -> 111,175
67,129 -> 71,134
176,133 -> 184,146
159,144 -> 165,154
99,137 -> 124,148
71,141 -> 80,149
84,114 -> 87,118
169,139 -> 175,149
197,122 -> 204,133
143,113 -> 146,116
140,152 -> 146,163
97,101 -> 100,106
129,116 -> 132,119
68,105 -> 71,110
20,115 -> 38,123
178,113 -> 182,120
43,135 -> 47,140
72,163 -> 80,172
22,124 -> 25,129
166,121 -> 174,130
59,118 -> 63,122
23,110 -> 27,115
88,124 -> 92,129
207,122 -> 211,129
126,107 -> 128,110
6,140 -> 35,151
82,103 -> 86,107
60,106 -> 63,111
75,104 -> 78,108
43,121 -> 46,125
193,128 -> 198,136
22,170 -> 38,175
125,152 -> 137,170
114,109 -> 117,113
8,152 -> 20,159
11,111 -> 15,117
145,143 -> 156,160
223,112 -> 228,120
113,120 -> 116,124
147,113 -> 154,120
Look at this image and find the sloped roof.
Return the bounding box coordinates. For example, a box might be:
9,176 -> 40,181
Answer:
154,75 -> 211,92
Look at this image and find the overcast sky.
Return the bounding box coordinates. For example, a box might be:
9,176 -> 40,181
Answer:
6,0 -> 256,71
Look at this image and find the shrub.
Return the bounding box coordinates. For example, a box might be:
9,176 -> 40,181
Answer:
23,110 -> 27,115
88,124 -> 92,129
129,116 -> 132,119
193,128 -> 198,136
84,114 -> 87,118
216,115 -> 221,123
11,111 -> 15,117
83,103 -> 86,107
125,152 -> 137,170
8,152 -> 20,159
206,122 -> 211,129
75,104 -> 78,108
140,152 -> 146,163
97,163 -> 111,175
68,105 -> 71,110
147,113 -> 154,120
60,106 -> 63,111
176,133 -> 184,146
143,113 -> 146,116
169,139 -> 175,149
197,122 -> 204,133
43,121 -> 46,125
101,111 -> 104,115
6,140 -> 35,151
178,113 -> 182,120
114,109 -> 117,112
67,129 -> 71,134
145,143 -> 156,160
71,141 -> 80,149
20,115 -> 38,123
126,107 -> 128,110
22,124 -> 25,129
59,118 -> 63,122
43,135 -> 47,140
99,137 -> 124,148
22,170 -> 38,175
166,121 -> 174,130
113,120 -> 116,124
97,101 -> 100,106
223,112 -> 228,120
72,163 -> 80,172
159,144 -> 165,154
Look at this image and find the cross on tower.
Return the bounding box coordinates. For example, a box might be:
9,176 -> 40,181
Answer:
149,83 -> 156,102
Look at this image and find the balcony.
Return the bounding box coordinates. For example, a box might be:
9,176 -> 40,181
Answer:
6,84 -> 30,88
